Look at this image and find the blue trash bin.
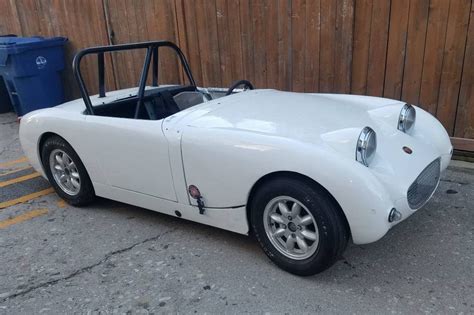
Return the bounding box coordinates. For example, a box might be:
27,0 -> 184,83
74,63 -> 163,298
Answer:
0,78 -> 12,113
0,36 -> 68,116
0,34 -> 16,113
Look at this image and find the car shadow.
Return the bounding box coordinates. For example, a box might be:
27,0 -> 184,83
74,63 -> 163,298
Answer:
88,195 -> 453,285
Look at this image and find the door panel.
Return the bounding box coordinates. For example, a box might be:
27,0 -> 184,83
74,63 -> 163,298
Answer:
84,116 -> 177,201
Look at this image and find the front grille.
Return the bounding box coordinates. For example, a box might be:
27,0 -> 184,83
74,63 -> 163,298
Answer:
407,158 -> 441,209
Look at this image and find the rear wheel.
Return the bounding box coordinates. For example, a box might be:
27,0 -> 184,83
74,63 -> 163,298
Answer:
250,177 -> 349,276
41,136 -> 95,206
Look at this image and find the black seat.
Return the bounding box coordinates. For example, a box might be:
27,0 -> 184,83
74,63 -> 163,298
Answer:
144,93 -> 174,120
161,90 -> 180,115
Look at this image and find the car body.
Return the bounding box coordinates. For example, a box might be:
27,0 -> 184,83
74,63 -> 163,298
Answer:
19,41 -> 452,274
20,87 -> 452,241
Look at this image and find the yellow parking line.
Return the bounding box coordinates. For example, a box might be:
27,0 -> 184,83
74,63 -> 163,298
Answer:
0,172 -> 41,188
0,166 -> 33,177
0,208 -> 48,229
0,188 -> 55,209
0,157 -> 28,168
56,199 -> 67,208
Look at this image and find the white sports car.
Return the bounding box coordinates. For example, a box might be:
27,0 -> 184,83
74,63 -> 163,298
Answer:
20,41 -> 452,275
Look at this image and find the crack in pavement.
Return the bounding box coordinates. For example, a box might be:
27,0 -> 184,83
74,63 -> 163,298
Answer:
0,137 -> 19,156
0,120 -> 16,125
440,178 -> 470,186
0,228 -> 177,303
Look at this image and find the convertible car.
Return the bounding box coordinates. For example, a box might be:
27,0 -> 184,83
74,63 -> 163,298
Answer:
20,41 -> 452,275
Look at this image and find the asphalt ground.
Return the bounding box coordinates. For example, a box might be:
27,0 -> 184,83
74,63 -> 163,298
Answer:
0,112 -> 473,314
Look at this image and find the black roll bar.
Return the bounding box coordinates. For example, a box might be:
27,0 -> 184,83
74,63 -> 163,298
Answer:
134,47 -> 153,119
152,47 -> 158,87
97,52 -> 105,98
72,40 -> 196,115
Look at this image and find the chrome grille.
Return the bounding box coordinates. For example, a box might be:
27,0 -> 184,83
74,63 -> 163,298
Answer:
407,158 -> 441,209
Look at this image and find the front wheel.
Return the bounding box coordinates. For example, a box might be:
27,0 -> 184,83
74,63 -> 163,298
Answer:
41,135 -> 96,206
250,177 -> 349,276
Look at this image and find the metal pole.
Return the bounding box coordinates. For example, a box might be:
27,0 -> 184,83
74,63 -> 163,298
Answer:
98,52 -> 106,98
152,47 -> 158,87
134,47 -> 153,119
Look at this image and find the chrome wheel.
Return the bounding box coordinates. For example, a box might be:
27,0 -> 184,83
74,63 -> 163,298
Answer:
263,196 -> 319,260
49,149 -> 81,196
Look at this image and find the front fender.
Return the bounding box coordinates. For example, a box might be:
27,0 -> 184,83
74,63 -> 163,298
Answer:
181,126 -> 396,244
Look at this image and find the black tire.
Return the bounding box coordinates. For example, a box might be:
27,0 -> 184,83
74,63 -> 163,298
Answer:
41,135 -> 96,206
250,177 -> 349,276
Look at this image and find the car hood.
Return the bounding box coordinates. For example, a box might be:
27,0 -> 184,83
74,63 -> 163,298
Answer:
184,89 -> 404,145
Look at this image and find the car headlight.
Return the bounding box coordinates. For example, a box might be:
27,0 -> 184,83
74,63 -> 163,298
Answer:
356,127 -> 377,167
398,104 -> 416,133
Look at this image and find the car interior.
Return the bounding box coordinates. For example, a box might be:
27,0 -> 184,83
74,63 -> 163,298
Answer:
73,41 -> 254,121
91,80 -> 254,120
92,85 -> 210,120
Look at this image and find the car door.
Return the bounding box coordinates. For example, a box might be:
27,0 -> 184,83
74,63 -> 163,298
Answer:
83,115 -> 177,202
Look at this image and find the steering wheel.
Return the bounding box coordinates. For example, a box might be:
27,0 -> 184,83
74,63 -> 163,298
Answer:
226,80 -> 254,96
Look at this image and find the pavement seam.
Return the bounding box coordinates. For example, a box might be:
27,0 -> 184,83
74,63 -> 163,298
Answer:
0,228 -> 177,303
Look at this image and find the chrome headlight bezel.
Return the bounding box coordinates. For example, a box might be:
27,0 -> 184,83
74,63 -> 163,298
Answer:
398,103 -> 416,133
356,127 -> 377,167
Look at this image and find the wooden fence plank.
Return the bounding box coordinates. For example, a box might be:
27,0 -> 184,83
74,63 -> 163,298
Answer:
291,0 -> 306,92
227,0 -> 244,82
266,0 -> 279,89
384,0 -> 410,99
14,0 -> 44,36
173,0 -> 188,84
418,0 -> 450,115
366,0 -> 390,96
0,1 -> 21,35
401,0 -> 430,105
239,0 -> 255,85
454,4 -> 474,139
252,0 -> 267,88
304,0 -> 320,92
334,0 -> 354,93
181,1 -> 203,85
195,1 -> 222,87
277,0 -> 291,91
436,0 -> 471,135
155,0 -> 181,84
105,0 -> 141,89
319,0 -> 337,92
351,0 -> 372,95
68,0 -> 116,97
216,0 -> 233,86
451,137 -> 474,152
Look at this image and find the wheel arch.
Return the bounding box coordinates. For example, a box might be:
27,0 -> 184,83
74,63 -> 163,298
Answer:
246,171 -> 351,238
38,132 -> 64,167
37,132 -> 89,182
37,131 -> 96,206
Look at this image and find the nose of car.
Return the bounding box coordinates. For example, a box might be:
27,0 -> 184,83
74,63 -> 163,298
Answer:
370,131 -> 441,205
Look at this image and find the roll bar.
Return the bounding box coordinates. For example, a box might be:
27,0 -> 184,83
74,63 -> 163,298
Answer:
72,40 -> 196,115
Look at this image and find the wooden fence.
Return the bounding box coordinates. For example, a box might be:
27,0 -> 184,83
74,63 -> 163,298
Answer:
1,0 -> 473,150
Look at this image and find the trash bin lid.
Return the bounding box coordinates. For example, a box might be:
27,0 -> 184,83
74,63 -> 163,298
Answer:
0,36 -> 67,54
